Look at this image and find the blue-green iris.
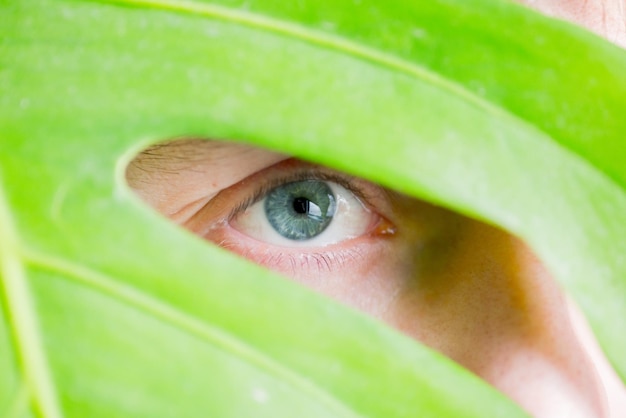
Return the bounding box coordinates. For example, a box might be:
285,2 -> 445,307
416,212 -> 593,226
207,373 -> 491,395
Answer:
264,180 -> 336,241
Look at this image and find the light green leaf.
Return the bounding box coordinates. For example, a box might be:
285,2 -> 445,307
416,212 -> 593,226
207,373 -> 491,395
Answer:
1,0 -> 624,416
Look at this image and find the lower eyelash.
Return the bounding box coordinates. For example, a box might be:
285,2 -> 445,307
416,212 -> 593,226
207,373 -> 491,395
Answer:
217,234 -> 366,276
262,249 -> 366,276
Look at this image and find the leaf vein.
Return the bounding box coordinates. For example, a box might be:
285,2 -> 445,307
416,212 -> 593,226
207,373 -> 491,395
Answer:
96,0 -> 503,115
23,250 -> 363,418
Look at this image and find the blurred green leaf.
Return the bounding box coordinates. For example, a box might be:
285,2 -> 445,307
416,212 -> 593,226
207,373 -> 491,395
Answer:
1,0 -> 625,416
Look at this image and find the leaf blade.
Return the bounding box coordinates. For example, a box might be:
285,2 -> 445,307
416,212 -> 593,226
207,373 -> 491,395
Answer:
2,0 -> 625,416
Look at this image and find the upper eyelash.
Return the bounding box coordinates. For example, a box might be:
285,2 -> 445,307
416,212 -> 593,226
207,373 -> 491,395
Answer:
226,169 -> 370,222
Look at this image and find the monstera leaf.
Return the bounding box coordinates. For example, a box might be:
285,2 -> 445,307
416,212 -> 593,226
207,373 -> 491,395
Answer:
1,0 -> 625,416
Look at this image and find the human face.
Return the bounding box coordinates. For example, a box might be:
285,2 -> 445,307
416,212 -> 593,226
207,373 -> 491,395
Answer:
127,139 -> 625,417
126,2 -> 626,416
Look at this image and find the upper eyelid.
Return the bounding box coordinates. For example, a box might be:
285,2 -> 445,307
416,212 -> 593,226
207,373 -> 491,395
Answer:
225,165 -> 374,222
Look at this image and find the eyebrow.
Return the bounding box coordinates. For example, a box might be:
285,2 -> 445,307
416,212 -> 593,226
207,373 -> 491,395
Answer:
132,138 -> 227,171
126,137 -> 289,189
129,138 -> 277,181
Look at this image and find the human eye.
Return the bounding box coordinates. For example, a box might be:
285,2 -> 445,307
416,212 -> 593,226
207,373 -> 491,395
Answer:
188,159 -> 395,274
232,177 -> 382,247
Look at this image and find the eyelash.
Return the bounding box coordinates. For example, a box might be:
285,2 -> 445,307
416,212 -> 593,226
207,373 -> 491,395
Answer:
187,159 -> 398,277
225,168 -> 371,224
234,245 -> 368,273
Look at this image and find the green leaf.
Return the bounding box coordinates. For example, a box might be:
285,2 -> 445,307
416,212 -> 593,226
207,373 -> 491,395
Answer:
1,0 -> 624,417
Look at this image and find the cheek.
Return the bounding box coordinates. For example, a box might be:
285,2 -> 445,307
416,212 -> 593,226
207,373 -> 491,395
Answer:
380,220 -> 572,364
378,220 -> 606,417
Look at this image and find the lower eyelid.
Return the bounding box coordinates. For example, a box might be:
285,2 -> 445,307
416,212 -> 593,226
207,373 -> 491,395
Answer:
204,221 -> 383,274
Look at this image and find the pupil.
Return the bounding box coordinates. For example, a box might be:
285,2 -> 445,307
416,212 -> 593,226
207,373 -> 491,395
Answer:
293,197 -> 309,214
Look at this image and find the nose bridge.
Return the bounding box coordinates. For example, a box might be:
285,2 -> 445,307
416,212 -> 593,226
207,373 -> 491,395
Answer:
393,216 -> 607,417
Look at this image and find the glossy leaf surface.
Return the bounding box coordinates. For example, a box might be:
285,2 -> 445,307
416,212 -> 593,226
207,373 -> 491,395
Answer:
1,0 -> 625,416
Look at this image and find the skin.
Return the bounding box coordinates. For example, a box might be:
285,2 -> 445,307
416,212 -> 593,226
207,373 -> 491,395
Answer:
127,140 -> 625,417
517,0 -> 626,47
126,2 -> 626,416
